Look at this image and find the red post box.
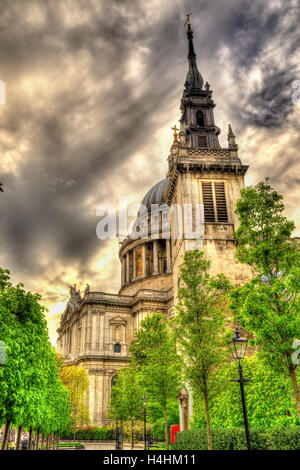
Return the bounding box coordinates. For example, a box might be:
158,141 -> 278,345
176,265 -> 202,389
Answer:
170,424 -> 180,444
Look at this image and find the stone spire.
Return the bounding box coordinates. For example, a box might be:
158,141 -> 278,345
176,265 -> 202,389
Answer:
179,15 -> 221,149
227,124 -> 238,149
185,18 -> 203,91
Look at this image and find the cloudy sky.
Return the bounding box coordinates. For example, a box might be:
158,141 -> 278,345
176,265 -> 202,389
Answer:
0,0 -> 300,344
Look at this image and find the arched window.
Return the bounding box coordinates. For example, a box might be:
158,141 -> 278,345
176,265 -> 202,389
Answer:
111,375 -> 118,387
196,110 -> 205,127
114,343 -> 121,353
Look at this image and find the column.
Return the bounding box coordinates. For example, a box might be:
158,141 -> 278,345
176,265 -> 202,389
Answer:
142,244 -> 146,277
72,324 -> 76,355
126,252 -> 130,283
166,239 -> 172,273
91,312 -> 97,350
84,314 -> 89,352
96,312 -> 100,350
99,313 -> 104,350
153,240 -> 159,275
87,311 -> 92,351
133,248 -> 136,280
121,257 -> 125,285
75,322 -> 79,353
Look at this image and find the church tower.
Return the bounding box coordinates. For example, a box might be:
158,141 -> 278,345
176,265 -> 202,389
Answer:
57,16 -> 253,429
167,18 -> 252,303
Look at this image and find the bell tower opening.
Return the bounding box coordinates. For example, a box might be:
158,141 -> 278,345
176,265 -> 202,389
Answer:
196,110 -> 205,127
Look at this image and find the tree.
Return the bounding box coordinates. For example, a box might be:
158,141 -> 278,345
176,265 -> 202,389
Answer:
147,398 -> 180,442
59,364 -> 90,439
173,250 -> 232,450
0,268 -> 70,450
192,353 -> 299,430
130,313 -> 182,450
230,179 -> 300,418
109,364 -> 143,449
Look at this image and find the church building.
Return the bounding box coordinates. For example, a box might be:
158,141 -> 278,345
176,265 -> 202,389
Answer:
57,18 -> 252,429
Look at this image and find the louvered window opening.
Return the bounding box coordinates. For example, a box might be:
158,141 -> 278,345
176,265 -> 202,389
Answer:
201,182 -> 228,223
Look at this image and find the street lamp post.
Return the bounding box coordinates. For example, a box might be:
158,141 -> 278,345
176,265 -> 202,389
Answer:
228,326 -> 252,451
115,419 -> 118,450
115,419 -> 122,450
142,393 -> 147,451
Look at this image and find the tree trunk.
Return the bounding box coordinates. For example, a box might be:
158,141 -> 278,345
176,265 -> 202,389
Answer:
56,433 -> 60,450
46,435 -> 50,450
52,433 -> 56,450
130,417 -> 134,450
1,420 -> 11,450
35,428 -> 40,450
290,366 -> 300,419
163,405 -> 169,450
28,427 -> 33,450
16,425 -> 22,451
203,386 -> 213,450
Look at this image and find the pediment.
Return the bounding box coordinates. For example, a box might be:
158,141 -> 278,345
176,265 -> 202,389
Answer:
109,315 -> 127,326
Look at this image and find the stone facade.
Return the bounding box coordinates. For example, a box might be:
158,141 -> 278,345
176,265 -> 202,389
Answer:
57,19 -> 252,428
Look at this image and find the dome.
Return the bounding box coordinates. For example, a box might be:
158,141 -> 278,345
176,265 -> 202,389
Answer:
138,178 -> 169,217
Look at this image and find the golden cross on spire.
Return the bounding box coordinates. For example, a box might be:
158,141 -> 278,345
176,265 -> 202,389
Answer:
184,12 -> 192,28
172,125 -> 179,143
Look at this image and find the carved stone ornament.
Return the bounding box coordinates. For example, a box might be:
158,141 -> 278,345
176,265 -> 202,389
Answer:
68,284 -> 82,310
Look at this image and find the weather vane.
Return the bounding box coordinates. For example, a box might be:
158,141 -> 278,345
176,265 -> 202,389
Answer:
172,125 -> 179,143
184,12 -> 192,28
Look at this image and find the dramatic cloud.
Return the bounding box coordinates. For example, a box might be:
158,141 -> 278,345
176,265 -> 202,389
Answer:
0,0 -> 299,343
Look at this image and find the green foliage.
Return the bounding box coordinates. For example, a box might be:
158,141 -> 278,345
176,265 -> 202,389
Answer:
234,178 -> 297,274
130,314 -> 182,408
60,425 -> 113,440
0,267 -> 71,441
60,364 -> 90,429
59,442 -> 84,448
172,427 -> 300,450
109,364 -> 143,422
192,354 -> 299,429
108,364 -> 144,448
229,276 -> 300,374
113,420 -> 152,443
173,250 -> 232,449
231,179 -> 300,417
130,313 -> 182,449
174,250 -> 231,393
147,399 -> 179,441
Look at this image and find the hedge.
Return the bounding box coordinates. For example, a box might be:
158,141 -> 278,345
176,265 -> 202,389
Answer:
60,426 -> 113,441
172,427 -> 300,450
59,442 -> 84,448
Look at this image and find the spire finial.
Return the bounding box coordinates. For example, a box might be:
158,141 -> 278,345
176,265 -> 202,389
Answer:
184,12 -> 192,29
183,13 -> 203,91
171,125 -> 179,143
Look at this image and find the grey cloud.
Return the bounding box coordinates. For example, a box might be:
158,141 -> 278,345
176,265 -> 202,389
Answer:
0,0 -> 299,333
